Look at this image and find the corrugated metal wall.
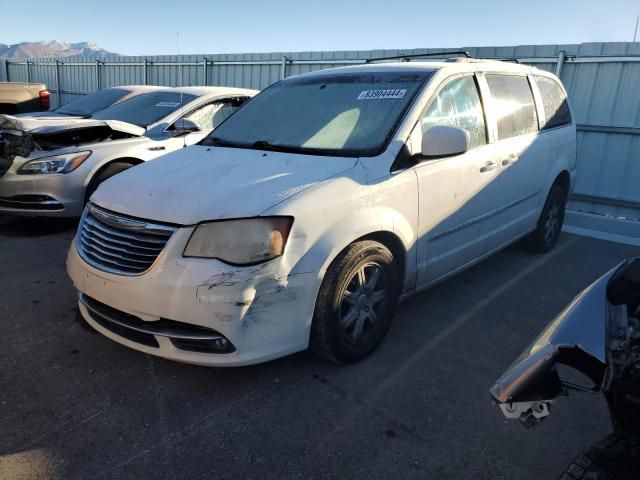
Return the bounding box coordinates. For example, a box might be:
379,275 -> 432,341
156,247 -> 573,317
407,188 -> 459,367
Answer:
1,42 -> 640,227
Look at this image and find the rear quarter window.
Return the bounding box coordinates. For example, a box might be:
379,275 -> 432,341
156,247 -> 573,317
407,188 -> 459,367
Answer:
534,75 -> 572,129
485,74 -> 538,140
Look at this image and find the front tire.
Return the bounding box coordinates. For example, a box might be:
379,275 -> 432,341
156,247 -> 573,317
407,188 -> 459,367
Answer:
523,184 -> 567,253
558,434 -> 640,479
310,240 -> 401,364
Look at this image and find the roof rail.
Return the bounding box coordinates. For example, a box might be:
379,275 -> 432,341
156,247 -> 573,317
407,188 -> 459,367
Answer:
365,51 -> 472,63
494,58 -> 521,64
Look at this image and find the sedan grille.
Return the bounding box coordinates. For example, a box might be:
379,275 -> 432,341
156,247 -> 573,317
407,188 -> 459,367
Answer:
77,203 -> 177,275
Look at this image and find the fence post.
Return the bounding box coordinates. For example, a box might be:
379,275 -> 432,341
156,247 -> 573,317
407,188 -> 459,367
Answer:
25,61 -> 31,82
143,58 -> 148,85
555,50 -> 566,78
54,59 -> 61,108
4,60 -> 9,82
280,56 -> 288,79
95,60 -> 100,91
202,58 -> 208,86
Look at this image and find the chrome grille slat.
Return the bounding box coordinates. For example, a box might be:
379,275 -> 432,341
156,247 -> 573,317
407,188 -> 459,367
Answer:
79,238 -> 152,265
84,216 -> 169,244
80,231 -> 159,258
80,226 -> 163,252
77,204 -> 176,276
81,250 -> 144,273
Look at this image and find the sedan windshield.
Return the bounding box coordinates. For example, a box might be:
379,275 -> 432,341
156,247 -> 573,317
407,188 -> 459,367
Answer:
56,88 -> 132,117
204,72 -> 430,157
92,91 -> 197,127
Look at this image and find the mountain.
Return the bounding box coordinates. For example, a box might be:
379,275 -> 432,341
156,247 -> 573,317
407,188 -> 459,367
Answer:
0,41 -> 119,59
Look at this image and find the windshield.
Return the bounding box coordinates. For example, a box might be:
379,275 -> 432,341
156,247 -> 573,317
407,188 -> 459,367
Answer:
204,72 -> 430,157
91,91 -> 197,127
56,88 -> 131,116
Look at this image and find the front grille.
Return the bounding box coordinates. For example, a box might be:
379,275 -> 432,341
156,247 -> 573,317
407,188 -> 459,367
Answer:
77,203 -> 177,275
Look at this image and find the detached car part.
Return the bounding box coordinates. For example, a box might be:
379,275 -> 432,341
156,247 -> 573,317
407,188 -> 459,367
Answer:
490,257 -> 640,478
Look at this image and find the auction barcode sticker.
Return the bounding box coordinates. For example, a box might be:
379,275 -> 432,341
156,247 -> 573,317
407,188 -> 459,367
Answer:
357,89 -> 407,100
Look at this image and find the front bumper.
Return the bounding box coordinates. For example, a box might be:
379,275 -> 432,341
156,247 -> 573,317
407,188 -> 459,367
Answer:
0,167 -> 84,217
67,228 -> 321,366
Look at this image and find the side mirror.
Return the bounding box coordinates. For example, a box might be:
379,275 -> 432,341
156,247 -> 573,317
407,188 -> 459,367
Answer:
421,125 -> 470,159
172,118 -> 201,136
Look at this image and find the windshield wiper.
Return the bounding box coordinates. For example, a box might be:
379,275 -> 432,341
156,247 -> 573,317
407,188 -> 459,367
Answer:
203,137 -> 244,148
250,140 -> 312,154
204,138 -> 350,157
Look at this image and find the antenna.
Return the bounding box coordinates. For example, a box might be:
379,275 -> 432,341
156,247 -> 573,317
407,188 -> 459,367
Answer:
634,16 -> 639,42
176,32 -> 187,148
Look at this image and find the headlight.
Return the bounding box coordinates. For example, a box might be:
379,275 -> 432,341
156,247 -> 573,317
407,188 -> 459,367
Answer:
18,151 -> 91,175
183,217 -> 293,265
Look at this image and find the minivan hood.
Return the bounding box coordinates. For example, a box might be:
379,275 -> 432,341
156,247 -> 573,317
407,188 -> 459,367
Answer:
91,145 -> 358,225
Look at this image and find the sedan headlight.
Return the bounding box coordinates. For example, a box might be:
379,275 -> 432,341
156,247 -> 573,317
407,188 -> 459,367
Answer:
18,151 -> 92,175
184,217 -> 293,265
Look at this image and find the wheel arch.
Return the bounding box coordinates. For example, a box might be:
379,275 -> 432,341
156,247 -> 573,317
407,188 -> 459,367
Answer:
288,225 -> 412,294
552,169 -> 571,195
357,230 -> 407,292
83,157 -> 144,203
84,156 -> 144,188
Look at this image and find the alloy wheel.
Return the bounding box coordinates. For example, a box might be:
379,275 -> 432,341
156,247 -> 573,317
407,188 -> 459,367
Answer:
544,199 -> 561,243
338,262 -> 387,342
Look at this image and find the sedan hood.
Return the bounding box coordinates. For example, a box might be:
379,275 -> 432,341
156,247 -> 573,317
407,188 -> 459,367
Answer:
0,114 -> 145,136
0,114 -> 145,162
91,145 -> 358,224
14,111 -> 73,119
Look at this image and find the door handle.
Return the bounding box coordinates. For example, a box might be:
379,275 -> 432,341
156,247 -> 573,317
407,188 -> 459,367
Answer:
501,154 -> 518,166
480,161 -> 498,172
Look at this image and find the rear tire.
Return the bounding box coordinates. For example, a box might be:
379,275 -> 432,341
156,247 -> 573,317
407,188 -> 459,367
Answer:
84,162 -> 135,204
523,184 -> 567,253
558,434 -> 640,479
310,240 -> 401,364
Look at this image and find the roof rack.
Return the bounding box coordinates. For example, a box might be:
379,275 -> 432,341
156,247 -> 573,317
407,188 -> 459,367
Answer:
365,51 -> 472,63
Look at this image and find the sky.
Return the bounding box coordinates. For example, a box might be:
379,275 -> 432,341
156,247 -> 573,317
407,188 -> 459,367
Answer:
1,0 -> 638,56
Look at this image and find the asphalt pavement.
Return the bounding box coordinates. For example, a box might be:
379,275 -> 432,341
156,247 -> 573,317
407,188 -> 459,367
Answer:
1,214 -> 638,480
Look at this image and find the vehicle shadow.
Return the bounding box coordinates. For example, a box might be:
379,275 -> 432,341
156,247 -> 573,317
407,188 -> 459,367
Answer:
0,214 -> 79,237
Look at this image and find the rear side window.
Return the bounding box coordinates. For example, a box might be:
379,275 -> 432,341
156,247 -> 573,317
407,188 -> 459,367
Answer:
56,88 -> 130,116
91,91 -> 197,127
486,75 -> 538,140
421,76 -> 487,149
534,75 -> 572,129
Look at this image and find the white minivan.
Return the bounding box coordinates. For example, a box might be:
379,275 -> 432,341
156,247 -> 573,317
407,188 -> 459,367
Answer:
66,58 -> 576,366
